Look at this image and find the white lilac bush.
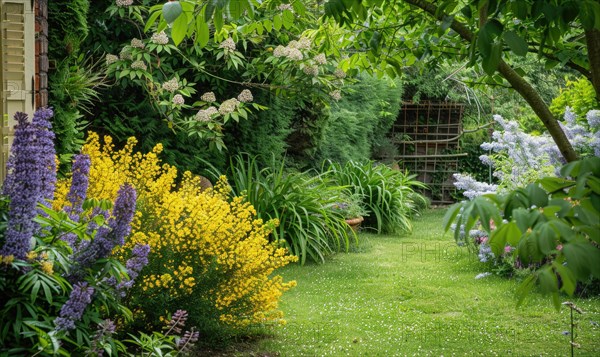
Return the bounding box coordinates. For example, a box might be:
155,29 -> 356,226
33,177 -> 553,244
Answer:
455,107 -> 600,197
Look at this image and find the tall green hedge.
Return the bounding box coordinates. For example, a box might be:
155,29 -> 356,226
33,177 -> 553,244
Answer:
314,74 -> 403,164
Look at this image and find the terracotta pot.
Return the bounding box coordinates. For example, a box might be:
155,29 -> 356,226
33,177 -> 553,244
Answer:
345,216 -> 364,232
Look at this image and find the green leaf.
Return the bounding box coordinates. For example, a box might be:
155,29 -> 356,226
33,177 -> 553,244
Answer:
282,9 -> 294,30
171,12 -> 188,45
525,183 -> 549,207
490,221 -> 521,255
144,10 -> 162,33
196,17 -> 210,48
539,177 -> 573,193
369,31 -> 381,53
482,42 -> 502,75
562,241 -> 600,279
516,274 -> 537,307
263,19 -> 272,32
552,261 -> 576,296
213,8 -> 224,32
442,202 -> 462,232
273,14 -> 282,31
503,30 -> 528,56
205,0 -> 217,22
538,265 -> 559,294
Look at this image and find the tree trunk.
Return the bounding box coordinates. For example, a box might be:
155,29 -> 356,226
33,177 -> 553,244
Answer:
497,62 -> 578,162
585,28 -> 600,102
405,0 -> 579,162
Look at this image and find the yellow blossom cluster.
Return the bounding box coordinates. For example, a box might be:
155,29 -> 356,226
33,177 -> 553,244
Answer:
0,255 -> 15,265
53,132 -> 297,328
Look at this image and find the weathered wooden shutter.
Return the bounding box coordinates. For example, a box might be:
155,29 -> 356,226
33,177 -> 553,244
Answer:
0,0 -> 35,182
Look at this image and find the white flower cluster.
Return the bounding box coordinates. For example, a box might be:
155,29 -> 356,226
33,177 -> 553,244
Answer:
161,78 -> 179,92
290,37 -> 311,50
119,47 -> 132,60
130,60 -> 147,71
237,89 -> 253,103
151,31 -> 169,45
273,38 -> 311,61
313,53 -> 326,65
218,98 -> 239,115
172,94 -> 185,105
219,37 -> 236,51
303,65 -> 318,77
116,0 -> 133,6
200,92 -> 216,102
286,48 -> 303,61
456,107 -> 600,200
452,173 -> 498,200
277,4 -> 293,11
586,110 -> 600,156
131,38 -> 145,49
106,54 -> 118,65
334,68 -> 346,79
273,46 -> 288,58
329,90 -> 342,101
195,107 -> 218,122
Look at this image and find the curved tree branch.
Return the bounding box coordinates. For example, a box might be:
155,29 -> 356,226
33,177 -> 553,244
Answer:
403,0 -> 578,162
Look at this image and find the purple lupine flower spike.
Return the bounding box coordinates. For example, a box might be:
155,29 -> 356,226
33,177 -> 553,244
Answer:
71,184 -> 137,281
65,154 -> 91,220
31,107 -> 57,205
55,282 -> 95,331
1,109 -> 56,259
109,183 -> 137,247
116,243 -> 150,293
62,154 -> 91,248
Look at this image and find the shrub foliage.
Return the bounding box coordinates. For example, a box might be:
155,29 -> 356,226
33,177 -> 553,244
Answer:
54,133 -> 297,338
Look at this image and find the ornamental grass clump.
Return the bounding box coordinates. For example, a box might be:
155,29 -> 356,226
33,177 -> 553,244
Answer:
224,154 -> 352,264
54,133 -> 297,338
325,161 -> 428,234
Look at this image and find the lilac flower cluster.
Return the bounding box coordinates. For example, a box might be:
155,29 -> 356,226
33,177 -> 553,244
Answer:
455,108 -> 600,199
478,243 -> 494,263
1,109 -> 56,259
55,282 -> 95,331
588,110 -> 600,156
452,173 -> 497,200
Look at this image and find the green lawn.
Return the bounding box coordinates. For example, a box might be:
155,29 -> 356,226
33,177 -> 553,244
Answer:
234,209 -> 600,356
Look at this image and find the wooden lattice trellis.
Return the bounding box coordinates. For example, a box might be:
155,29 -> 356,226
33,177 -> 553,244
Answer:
390,101 -> 466,205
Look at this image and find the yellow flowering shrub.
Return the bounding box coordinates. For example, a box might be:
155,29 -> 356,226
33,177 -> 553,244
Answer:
54,132 -> 297,332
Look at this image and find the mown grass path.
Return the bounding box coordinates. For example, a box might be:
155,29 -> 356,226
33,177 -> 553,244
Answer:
255,209 -> 600,356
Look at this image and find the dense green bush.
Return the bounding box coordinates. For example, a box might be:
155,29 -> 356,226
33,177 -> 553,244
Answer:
550,77 -> 599,122
226,92 -> 295,168
315,75 -> 403,164
445,157 -> 600,307
325,161 -> 427,234
222,154 -> 352,264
